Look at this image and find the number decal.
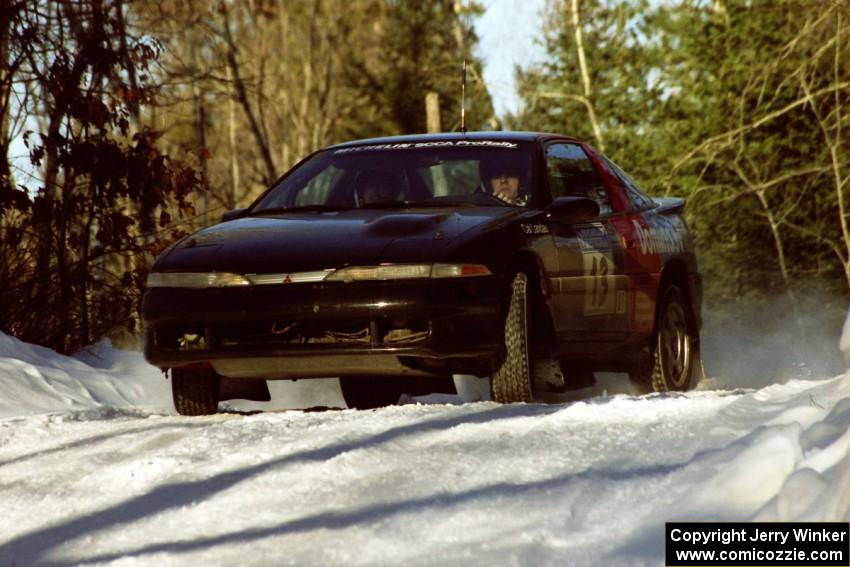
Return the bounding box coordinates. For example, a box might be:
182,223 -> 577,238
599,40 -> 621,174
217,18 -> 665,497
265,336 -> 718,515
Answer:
579,223 -> 616,316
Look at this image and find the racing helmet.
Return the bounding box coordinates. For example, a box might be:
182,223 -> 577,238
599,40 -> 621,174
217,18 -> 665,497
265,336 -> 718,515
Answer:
355,169 -> 402,205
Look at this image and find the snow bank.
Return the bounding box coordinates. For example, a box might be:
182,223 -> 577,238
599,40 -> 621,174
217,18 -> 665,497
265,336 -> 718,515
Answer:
750,309 -> 850,521
0,333 -> 173,417
0,332 -> 346,418
0,327 -> 848,564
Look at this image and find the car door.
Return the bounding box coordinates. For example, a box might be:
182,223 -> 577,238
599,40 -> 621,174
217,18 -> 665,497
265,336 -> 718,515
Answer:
544,142 -> 630,342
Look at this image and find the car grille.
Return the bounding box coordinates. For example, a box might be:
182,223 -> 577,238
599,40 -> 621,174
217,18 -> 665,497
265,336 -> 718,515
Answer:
154,317 -> 430,352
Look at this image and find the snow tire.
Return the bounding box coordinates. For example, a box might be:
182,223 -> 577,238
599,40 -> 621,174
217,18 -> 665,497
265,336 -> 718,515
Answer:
491,271 -> 534,403
171,366 -> 220,416
630,285 -> 700,392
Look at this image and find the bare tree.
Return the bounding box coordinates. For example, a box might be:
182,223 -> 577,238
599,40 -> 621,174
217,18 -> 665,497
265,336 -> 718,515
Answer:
1,0 -> 200,352
671,1 -> 850,299
798,11 -> 850,292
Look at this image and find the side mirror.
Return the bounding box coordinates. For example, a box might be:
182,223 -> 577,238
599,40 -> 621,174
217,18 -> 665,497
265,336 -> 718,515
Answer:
220,208 -> 248,222
545,196 -> 600,224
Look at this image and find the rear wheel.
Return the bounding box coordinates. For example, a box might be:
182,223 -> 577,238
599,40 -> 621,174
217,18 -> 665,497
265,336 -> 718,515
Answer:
629,285 -> 700,392
171,366 -> 220,416
491,272 -> 534,403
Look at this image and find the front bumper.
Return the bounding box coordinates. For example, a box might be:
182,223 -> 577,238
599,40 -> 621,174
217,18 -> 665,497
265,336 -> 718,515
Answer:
142,277 -> 503,378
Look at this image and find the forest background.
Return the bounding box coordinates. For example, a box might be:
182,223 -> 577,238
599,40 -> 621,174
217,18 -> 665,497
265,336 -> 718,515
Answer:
0,0 -> 848,369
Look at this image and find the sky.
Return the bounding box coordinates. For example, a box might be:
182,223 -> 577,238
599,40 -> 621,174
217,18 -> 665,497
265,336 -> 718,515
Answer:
477,0 -> 549,118
7,1 -> 547,185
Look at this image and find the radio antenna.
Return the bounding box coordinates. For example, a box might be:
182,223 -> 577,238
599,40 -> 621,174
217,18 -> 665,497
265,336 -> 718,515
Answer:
460,58 -> 467,133
457,1 -> 472,134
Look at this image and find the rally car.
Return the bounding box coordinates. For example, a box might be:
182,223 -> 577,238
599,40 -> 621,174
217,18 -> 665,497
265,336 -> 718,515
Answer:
142,132 -> 702,415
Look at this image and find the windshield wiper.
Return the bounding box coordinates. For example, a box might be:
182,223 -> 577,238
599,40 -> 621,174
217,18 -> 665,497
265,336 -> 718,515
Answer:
247,205 -> 352,215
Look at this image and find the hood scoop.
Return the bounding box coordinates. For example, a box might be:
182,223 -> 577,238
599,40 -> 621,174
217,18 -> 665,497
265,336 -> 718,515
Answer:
365,213 -> 449,237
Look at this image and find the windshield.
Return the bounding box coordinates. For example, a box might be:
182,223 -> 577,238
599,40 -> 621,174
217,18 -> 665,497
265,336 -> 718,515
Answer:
251,141 -> 536,212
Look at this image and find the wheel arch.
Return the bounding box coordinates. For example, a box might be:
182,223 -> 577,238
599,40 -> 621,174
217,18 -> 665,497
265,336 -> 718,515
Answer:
503,250 -> 556,352
504,250 -> 550,298
657,257 -> 701,335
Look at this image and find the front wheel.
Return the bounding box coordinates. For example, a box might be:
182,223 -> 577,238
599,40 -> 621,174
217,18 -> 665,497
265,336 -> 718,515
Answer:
630,285 -> 700,392
171,366 -> 220,416
491,272 -> 534,403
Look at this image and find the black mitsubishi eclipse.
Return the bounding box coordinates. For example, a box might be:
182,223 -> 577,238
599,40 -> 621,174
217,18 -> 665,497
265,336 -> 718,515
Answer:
142,132 -> 703,415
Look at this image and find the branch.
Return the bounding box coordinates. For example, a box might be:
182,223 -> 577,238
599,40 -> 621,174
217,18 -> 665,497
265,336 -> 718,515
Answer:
534,90 -> 605,149
672,81 -> 850,172
220,4 -> 277,185
784,219 -> 848,267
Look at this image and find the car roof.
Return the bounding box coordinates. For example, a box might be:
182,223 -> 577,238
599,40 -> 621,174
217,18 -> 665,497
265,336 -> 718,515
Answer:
326,131 -> 583,150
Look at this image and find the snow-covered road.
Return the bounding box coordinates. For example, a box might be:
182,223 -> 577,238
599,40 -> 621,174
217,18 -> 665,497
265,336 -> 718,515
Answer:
0,333 -> 848,566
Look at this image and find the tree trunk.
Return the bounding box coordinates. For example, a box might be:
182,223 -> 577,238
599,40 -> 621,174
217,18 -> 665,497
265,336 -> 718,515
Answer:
221,5 -> 277,186
0,11 -> 11,189
426,92 -> 441,133
193,84 -> 208,224
226,64 -> 240,210
570,0 -> 604,151
755,189 -> 796,304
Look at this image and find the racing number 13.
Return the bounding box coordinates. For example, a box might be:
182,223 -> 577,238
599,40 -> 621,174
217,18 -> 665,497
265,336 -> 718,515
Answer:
577,224 -> 616,316
582,250 -> 615,316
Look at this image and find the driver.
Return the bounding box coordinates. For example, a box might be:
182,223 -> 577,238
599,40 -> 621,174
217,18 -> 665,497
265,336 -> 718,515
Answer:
481,159 -> 528,206
356,170 -> 401,205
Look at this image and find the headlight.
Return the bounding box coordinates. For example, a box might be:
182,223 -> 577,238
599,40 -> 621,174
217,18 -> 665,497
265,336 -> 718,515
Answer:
146,272 -> 251,288
326,263 -> 492,282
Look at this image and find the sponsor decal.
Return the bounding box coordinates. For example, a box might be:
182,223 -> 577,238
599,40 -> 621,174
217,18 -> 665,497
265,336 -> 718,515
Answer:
521,223 -> 549,235
577,223 -> 611,253
632,219 -> 685,256
333,140 -> 519,154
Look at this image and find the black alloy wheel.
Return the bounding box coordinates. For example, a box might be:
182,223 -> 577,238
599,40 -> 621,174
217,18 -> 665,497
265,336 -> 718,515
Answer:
630,285 -> 700,392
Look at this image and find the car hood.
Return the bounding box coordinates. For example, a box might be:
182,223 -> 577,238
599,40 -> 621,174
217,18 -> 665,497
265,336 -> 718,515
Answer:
155,207 -> 520,273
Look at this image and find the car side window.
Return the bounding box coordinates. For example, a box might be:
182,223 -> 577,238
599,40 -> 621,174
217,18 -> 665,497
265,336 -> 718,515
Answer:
545,143 -> 612,215
599,155 -> 654,212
